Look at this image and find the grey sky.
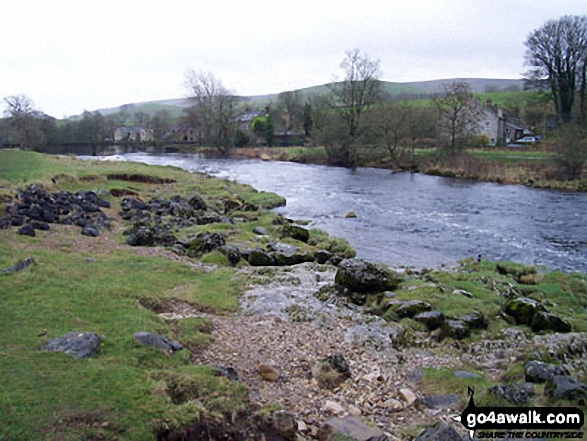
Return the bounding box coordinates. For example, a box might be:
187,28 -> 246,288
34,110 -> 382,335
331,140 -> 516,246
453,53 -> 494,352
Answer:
1,0 -> 585,118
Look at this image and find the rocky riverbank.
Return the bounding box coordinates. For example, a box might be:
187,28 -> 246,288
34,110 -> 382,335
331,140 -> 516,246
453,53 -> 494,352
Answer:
1,150 -> 586,440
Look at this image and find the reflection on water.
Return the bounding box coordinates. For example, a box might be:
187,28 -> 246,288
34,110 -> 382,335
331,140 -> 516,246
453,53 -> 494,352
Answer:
121,153 -> 587,273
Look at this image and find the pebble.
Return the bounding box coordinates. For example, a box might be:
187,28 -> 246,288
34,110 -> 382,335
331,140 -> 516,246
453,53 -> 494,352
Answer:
324,400 -> 345,415
258,362 -> 280,382
399,388 -> 417,405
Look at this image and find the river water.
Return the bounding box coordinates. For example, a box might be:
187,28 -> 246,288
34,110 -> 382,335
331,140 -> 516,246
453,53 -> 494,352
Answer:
120,153 -> 586,273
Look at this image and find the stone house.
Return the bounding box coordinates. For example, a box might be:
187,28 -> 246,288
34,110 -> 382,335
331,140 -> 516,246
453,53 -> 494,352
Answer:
476,103 -> 524,146
113,126 -> 154,143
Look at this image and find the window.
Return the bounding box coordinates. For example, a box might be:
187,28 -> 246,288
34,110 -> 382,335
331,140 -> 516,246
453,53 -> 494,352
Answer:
484,122 -> 491,131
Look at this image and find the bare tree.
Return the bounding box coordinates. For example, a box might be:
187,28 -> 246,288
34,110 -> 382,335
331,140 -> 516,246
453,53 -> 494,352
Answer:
433,81 -> 481,155
3,94 -> 44,149
371,101 -> 413,165
328,48 -> 382,167
277,90 -> 303,132
524,15 -> 587,124
184,70 -> 236,155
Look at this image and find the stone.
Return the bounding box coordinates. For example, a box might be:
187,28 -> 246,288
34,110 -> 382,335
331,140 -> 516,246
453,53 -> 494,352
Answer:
81,225 -> 99,237
133,332 -> 183,355
210,366 -> 239,381
126,227 -> 156,246
453,289 -> 473,298
335,258 -> 401,299
218,246 -> 241,264
247,250 -> 276,266
45,332 -> 103,359
121,197 -> 148,211
2,257 -> 35,275
272,410 -> 297,440
524,360 -> 569,383
317,416 -> 387,441
505,297 -> 547,325
442,319 -> 470,340
419,394 -> 462,410
188,194 -> 207,211
399,388 -> 417,405
253,226 -> 268,235
315,353 -> 352,389
531,311 -> 572,333
414,311 -> 445,330
315,249 -> 333,264
281,223 -> 310,243
18,225 -> 35,237
258,362 -> 280,382
189,232 -> 226,254
345,212 -> 358,218
545,375 -> 587,401
488,383 -> 534,404
459,312 -> 488,329
396,300 -> 432,318
324,400 -> 345,415
414,422 -> 461,441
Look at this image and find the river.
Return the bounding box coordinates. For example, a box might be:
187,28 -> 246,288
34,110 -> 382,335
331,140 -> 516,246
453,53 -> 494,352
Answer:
119,153 -> 586,273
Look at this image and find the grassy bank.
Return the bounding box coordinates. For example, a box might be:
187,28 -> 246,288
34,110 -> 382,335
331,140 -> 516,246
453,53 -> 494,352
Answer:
0,150 -> 351,440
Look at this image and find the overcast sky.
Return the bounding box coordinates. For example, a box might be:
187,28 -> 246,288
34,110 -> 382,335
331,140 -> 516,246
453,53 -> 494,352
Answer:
1,0 -> 585,118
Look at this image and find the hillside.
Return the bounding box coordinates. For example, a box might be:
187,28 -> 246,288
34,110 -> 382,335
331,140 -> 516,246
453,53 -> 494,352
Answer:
85,78 -> 525,120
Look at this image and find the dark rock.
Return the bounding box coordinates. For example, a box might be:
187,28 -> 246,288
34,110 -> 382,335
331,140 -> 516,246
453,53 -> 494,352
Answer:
419,394 -> 462,410
272,410 -> 298,441
133,332 -> 183,355
45,332 -> 103,358
505,297 -> 547,325
126,227 -> 155,246
335,258 -> 401,298
531,311 -> 572,333
268,242 -> 313,266
2,257 -> 35,274
314,249 -> 332,264
545,375 -> 587,401
459,312 -> 488,330
18,225 -> 36,237
188,194 -> 207,211
247,250 -> 276,266
30,220 -> 50,231
315,353 -> 352,389
317,416 -> 387,441
396,300 -> 432,318
524,361 -> 569,383
210,366 -> 239,381
282,223 -> 310,243
223,198 -> 243,212
121,197 -> 148,211
81,225 -> 99,237
414,422 -> 461,441
414,311 -> 445,330
171,243 -> 187,256
253,226 -> 268,235
188,232 -> 226,254
218,246 -> 241,264
488,383 -> 534,404
10,216 -> 24,227
442,320 -> 470,340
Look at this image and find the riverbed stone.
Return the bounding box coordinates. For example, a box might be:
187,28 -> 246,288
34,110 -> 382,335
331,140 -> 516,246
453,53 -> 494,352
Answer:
45,332 -> 103,359
282,223 -> 310,243
335,258 -> 401,298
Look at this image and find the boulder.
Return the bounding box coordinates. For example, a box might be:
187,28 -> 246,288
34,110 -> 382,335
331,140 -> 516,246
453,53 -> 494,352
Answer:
317,416 -> 387,441
459,312 -> 488,330
133,332 -> 183,355
282,223 -> 310,243
188,232 -> 226,254
210,366 -> 239,381
545,375 -> 587,401
247,250 -> 276,266
253,226 -> 268,235
524,360 -> 569,383
121,197 -> 148,211
18,225 -> 36,237
396,300 -> 432,318
414,311 -> 445,330
419,394 -> 462,410
272,411 -> 297,441
218,246 -> 241,265
188,194 -> 207,211
531,311 -> 572,333
45,332 -> 103,359
31,220 -> 50,230
126,227 -> 156,246
335,258 -> 400,298
81,225 -> 100,237
442,319 -> 470,340
414,422 -> 461,441
505,297 -> 547,325
488,383 -> 534,404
